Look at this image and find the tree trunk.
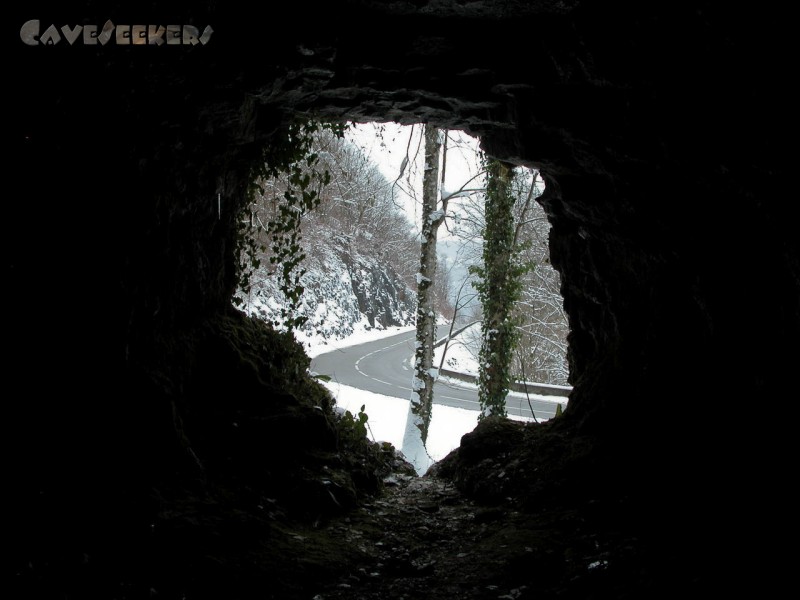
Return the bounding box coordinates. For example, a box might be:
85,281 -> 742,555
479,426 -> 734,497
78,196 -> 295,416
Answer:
477,160 -> 519,418
401,125 -> 443,472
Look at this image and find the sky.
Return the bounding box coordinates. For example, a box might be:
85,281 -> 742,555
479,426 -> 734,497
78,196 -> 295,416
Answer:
344,122 -> 484,242
345,122 -> 485,308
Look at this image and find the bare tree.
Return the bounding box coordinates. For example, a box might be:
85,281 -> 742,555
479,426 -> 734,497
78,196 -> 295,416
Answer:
450,165 -> 570,389
402,125 -> 445,473
437,273 -> 480,372
239,128 -> 420,334
509,170 -> 569,385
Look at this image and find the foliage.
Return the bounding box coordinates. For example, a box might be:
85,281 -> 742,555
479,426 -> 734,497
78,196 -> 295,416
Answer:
234,120 -> 346,331
451,160 -> 569,386
470,159 -> 533,418
236,124 -> 421,336
340,404 -> 370,441
334,404 -> 399,485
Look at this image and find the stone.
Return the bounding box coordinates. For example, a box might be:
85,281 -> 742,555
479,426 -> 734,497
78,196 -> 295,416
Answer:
8,2 -> 794,598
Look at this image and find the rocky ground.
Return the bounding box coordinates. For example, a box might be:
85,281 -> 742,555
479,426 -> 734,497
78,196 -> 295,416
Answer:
9,312 -> 724,599
310,474 -> 605,600
284,417 -> 679,600
12,411 -> 724,600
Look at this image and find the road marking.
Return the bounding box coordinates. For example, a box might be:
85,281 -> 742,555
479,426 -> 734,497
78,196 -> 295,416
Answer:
354,336 -> 416,389
347,332 -> 556,419
355,336 -> 415,371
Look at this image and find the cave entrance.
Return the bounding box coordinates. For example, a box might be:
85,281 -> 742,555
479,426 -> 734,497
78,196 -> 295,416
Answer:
343,123 -> 570,387
236,119 -> 570,462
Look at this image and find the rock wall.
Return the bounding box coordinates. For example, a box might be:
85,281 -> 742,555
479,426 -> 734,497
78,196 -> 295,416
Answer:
8,1 -> 797,595
348,249 -> 415,329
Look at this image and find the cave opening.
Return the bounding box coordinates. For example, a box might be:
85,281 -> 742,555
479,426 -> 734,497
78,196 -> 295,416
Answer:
10,3 -> 794,598
234,117 -> 571,463
240,119 -> 570,380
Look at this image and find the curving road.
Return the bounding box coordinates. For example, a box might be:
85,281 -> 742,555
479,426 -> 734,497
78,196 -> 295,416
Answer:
310,326 -> 564,420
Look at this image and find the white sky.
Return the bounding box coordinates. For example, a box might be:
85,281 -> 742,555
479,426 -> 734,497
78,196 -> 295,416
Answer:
345,122 -> 484,241
345,122 -> 485,306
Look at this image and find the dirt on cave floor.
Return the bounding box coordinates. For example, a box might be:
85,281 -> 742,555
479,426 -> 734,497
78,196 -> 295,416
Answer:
304,475 -> 608,600
290,472 -> 655,600
9,311 -> 773,599
11,415 -> 730,600
261,414 -> 738,600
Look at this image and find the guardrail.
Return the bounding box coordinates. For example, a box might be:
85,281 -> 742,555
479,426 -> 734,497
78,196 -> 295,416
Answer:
433,321 -> 480,348
434,321 -> 572,398
438,368 -> 572,397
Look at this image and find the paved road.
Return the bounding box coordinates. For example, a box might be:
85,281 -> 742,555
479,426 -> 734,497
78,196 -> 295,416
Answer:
310,326 -> 564,420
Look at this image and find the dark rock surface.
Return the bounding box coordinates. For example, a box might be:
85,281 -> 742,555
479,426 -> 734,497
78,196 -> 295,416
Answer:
8,1 -> 796,598
312,468 -> 653,600
348,250 -> 414,329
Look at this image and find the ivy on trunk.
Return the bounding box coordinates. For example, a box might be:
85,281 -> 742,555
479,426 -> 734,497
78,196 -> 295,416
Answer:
471,160 -> 529,418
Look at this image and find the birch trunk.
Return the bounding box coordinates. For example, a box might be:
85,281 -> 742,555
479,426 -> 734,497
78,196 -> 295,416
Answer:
401,125 -> 443,472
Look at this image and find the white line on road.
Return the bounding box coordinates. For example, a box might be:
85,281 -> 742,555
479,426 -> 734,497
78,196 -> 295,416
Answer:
354,337 -> 416,384
349,333 -> 556,419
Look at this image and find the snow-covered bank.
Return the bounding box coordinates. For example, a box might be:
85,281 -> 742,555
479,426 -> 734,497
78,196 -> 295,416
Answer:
435,322 -> 571,405
309,323 -> 563,468
321,380 -> 535,464
434,321 -> 481,376
303,322 -> 415,359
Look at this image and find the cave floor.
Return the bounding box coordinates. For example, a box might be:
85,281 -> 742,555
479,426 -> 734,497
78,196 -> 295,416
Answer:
297,474 -> 647,600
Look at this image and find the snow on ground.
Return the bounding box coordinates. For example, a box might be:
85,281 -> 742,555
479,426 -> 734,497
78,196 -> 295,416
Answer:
433,322 -> 481,376
310,322 -> 563,466
321,380 -> 536,465
435,375 -> 569,407
301,320 -> 415,359
434,322 -> 571,405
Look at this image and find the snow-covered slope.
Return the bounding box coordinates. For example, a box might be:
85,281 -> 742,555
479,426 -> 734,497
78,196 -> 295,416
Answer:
434,322 -> 481,376
238,234 -> 416,348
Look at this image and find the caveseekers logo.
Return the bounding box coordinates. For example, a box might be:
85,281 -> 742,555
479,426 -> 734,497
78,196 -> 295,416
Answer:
20,19 -> 214,46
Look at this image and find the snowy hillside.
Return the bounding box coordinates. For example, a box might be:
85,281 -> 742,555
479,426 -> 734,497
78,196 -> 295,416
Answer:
238,232 -> 416,349
233,128 -> 451,353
